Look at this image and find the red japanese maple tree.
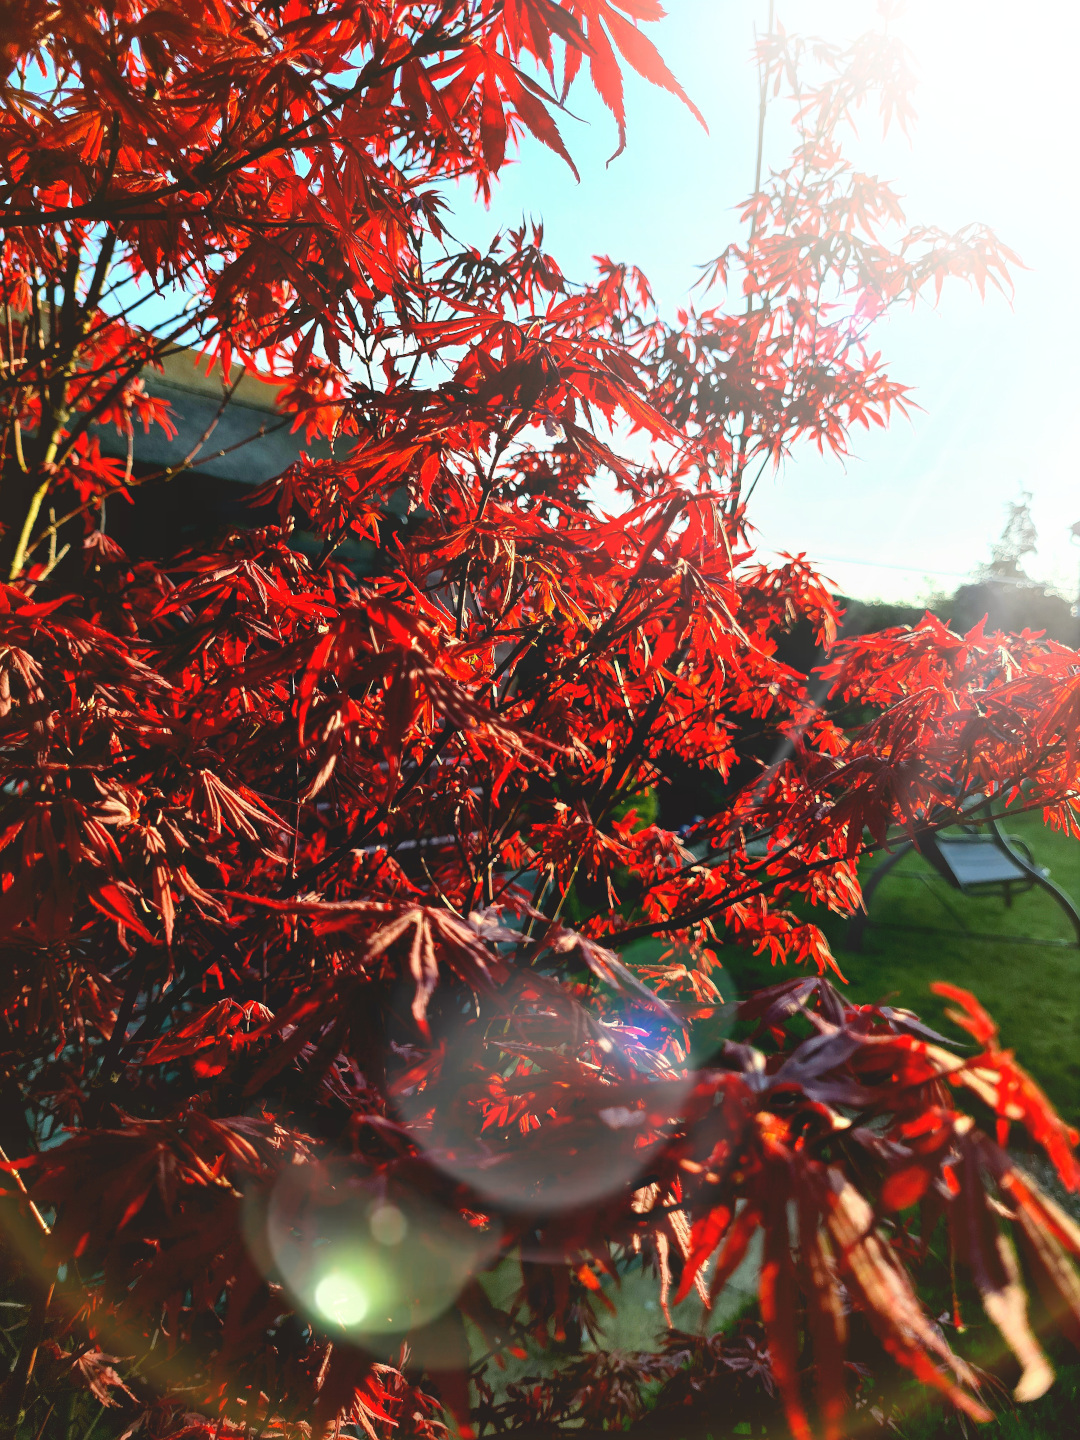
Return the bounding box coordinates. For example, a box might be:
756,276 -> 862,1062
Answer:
2,5 -> 1080,1440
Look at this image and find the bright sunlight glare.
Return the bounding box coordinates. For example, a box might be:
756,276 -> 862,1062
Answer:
455,0 -> 1080,606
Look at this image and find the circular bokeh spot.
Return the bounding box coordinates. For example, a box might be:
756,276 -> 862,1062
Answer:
314,1271 -> 369,1328
369,1202 -> 408,1246
388,991 -> 696,1214
246,1163 -> 497,1338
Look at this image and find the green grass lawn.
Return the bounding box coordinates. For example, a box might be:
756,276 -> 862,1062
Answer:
720,808 -> 1080,1130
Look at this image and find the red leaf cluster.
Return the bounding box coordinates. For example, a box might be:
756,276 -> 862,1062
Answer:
0,6 -> 1078,1440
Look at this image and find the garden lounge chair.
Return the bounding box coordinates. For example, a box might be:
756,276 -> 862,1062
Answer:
847,804 -> 1080,951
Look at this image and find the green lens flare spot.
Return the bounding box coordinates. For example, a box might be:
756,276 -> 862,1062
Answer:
314,1271 -> 368,1328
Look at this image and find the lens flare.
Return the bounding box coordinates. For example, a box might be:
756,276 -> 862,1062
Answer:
388,991 -> 697,1213
369,1202 -> 407,1246
314,1271 -> 369,1328
244,1163 -> 498,1340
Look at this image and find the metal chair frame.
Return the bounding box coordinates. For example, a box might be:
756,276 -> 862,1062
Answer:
847,808 -> 1080,951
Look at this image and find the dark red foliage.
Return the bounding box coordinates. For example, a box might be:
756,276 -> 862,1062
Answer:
1,5 -> 1079,1439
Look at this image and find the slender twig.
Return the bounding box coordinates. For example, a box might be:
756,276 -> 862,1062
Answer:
0,1146 -> 50,1237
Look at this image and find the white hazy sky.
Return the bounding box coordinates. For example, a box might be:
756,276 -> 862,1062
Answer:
451,1 -> 1080,605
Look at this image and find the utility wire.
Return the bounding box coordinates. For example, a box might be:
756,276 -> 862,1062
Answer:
764,551 -> 1063,590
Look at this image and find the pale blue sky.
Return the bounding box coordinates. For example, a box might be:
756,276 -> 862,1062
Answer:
452,1 -> 1080,605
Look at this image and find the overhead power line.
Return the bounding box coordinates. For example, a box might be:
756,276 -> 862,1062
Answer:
778,553 -> 1058,590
